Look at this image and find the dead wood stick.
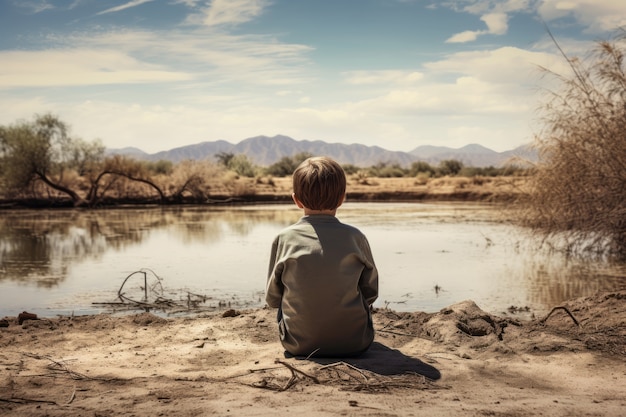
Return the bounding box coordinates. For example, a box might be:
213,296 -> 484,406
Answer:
275,359 -> 320,384
318,361 -> 364,372
0,397 -> 58,405
540,306 -> 580,326
221,366 -> 284,380
318,361 -> 370,383
281,369 -> 298,391
22,353 -> 116,381
67,389 -> 76,404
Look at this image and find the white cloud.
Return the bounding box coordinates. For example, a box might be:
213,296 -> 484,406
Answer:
443,0 -> 626,39
346,76 -> 530,119
424,46 -> 568,85
14,0 -> 54,14
538,0 -> 626,32
9,27 -> 314,89
343,70 -> 424,85
445,11 -> 510,43
96,0 -> 155,16
446,30 -> 481,43
481,12 -> 508,35
275,90 -> 302,96
0,49 -> 192,88
201,0 -> 269,27
441,0 -> 533,43
172,0 -> 201,6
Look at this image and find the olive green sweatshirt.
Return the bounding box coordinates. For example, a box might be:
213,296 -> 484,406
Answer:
266,214 -> 379,357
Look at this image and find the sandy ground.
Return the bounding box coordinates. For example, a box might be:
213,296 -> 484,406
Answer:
1,291 -> 625,417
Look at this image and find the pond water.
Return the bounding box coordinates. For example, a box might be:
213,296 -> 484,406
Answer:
0,202 -> 624,319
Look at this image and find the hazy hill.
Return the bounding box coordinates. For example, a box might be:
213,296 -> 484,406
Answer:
107,135 -> 537,168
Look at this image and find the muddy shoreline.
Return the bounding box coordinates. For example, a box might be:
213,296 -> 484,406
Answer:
1,291 -> 624,416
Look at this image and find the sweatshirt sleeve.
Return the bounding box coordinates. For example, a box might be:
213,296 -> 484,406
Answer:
358,236 -> 379,306
265,236 -> 284,308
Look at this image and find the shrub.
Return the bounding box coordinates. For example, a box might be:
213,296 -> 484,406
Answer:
519,31 -> 626,258
437,159 -> 463,177
409,161 -> 436,177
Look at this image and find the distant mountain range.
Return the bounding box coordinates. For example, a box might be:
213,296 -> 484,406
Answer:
108,135 -> 537,168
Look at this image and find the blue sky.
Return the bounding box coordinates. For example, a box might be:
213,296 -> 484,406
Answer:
1,0 -> 625,153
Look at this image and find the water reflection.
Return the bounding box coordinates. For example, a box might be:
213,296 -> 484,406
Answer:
0,207 -> 300,288
0,203 -> 623,317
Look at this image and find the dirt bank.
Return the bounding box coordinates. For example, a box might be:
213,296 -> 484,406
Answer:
1,290 -> 624,416
0,176 -> 527,208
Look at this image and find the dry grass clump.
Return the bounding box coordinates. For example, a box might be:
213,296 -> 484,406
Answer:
519,31 -> 626,258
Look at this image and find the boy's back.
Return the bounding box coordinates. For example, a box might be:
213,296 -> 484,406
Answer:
265,156 -> 379,357
266,214 -> 378,357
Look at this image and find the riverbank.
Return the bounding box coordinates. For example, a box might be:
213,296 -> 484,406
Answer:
185,175 -> 526,205
1,290 -> 624,416
0,176 -> 527,208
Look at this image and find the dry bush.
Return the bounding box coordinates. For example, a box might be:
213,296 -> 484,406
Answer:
352,170 -> 372,185
519,31 -> 626,258
414,172 -> 431,186
165,160 -> 224,200
230,178 -> 257,196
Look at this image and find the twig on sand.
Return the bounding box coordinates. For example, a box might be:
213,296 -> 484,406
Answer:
275,359 -> 320,384
318,361 -> 369,384
540,306 -> 580,326
0,397 -> 58,405
67,389 -> 76,404
23,353 -> 91,380
22,353 -> 119,382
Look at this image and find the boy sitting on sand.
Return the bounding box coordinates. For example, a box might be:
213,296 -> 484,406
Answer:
265,156 -> 379,357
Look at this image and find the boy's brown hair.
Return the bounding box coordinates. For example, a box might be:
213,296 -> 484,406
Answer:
292,156 -> 346,210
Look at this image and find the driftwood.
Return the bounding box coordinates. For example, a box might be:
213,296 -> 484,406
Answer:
93,268 -> 256,315
540,306 -> 580,326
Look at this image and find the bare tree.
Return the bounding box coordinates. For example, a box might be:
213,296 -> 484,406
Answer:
87,155 -> 167,205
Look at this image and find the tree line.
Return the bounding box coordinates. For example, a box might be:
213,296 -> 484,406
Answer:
0,114 -> 525,208
215,150 -> 527,179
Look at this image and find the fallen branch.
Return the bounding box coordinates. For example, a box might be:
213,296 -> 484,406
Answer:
275,360 -> 320,384
22,353 -> 119,382
540,306 -> 580,326
318,361 -> 369,384
0,397 -> 57,405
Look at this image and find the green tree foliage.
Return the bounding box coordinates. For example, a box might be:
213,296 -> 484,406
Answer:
215,152 -> 235,168
459,165 -> 526,177
367,162 -> 407,178
520,31 -> 626,258
228,154 -> 257,177
215,152 -> 257,177
0,114 -> 173,206
409,161 -> 436,177
265,152 -> 313,176
0,113 -> 103,205
341,164 -> 361,175
437,159 -> 464,176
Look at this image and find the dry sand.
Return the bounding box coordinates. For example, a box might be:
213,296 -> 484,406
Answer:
1,291 -> 625,416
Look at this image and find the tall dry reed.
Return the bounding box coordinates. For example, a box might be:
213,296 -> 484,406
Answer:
520,30 -> 626,258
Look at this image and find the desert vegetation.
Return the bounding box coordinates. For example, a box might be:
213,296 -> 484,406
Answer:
517,30 -> 626,259
0,114 -> 526,208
